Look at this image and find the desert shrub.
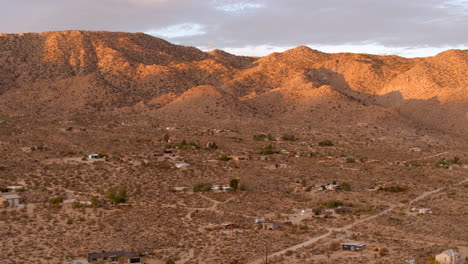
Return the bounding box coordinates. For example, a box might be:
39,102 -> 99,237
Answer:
379,248 -> 389,256
318,140 -> 334,146
105,188 -> 127,204
408,161 -> 421,167
284,250 -> 294,256
434,159 -> 450,168
229,179 -> 239,190
219,155 -> 231,161
71,202 -> 84,209
451,156 -> 461,165
65,127 -> 73,131
253,134 -> 275,141
50,197 -> 64,204
341,182 -> 351,191
193,183 -> 212,192
206,142 -> 218,150
257,145 -> 275,155
346,157 -> 356,163
321,200 -> 343,208
98,152 -> 108,158
329,242 -> 340,251
305,186 -> 313,192
378,185 -> 406,192
166,260 -> 175,264
313,207 -> 322,215
359,157 -> 368,162
239,182 -> 253,191
281,134 -> 298,141
174,139 -> 201,149
300,179 -> 307,187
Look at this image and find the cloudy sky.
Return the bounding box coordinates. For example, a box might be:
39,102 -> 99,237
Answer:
2,0 -> 467,57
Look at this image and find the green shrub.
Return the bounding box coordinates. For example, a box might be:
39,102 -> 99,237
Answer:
229,179 -> 239,190
105,188 -> 127,204
321,200 -> 343,208
281,134 -> 298,141
378,185 -> 406,192
257,145 -> 275,155
435,159 -> 450,168
408,161 -> 421,167
253,134 -> 275,141
341,182 -> 351,191
219,155 -> 231,161
318,140 -> 334,146
50,197 -> 64,204
193,183 -> 212,192
346,157 -> 356,163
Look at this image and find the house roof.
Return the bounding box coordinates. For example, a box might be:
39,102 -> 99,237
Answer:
88,251 -> 138,259
441,249 -> 459,257
1,193 -> 20,199
342,243 -> 366,247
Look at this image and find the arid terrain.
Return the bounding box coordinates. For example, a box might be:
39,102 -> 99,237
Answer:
0,30 -> 467,264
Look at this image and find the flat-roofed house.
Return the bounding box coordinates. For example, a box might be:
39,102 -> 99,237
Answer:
435,249 -> 462,264
0,193 -> 21,207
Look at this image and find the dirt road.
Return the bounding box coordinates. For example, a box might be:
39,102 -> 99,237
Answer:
248,177 -> 468,264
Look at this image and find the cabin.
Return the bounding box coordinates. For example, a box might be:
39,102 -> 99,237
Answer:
260,222 -> 279,230
435,249 -> 462,264
342,243 -> 366,251
0,193 -> 21,207
87,251 -> 141,263
88,154 -> 100,159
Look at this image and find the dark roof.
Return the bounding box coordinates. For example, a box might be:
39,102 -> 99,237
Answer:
88,251 -> 138,259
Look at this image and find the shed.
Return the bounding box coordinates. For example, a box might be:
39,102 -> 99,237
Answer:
435,249 -> 462,264
260,222 -> 279,230
0,193 -> 21,207
342,243 -> 366,251
87,251 -> 141,263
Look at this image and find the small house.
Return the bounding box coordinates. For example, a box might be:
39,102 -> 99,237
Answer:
260,222 -> 279,230
342,243 -> 366,251
87,251 -> 141,264
275,164 -> 288,169
435,249 -> 462,264
88,154 -> 100,159
260,156 -> 268,161
175,162 -> 191,168
255,218 -> 272,224
320,184 -> 341,191
6,186 -> 25,192
0,193 -> 21,207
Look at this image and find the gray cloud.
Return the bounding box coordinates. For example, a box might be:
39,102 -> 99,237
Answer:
1,0 -> 467,55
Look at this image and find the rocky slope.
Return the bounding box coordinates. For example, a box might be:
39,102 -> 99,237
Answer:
0,30 -> 466,134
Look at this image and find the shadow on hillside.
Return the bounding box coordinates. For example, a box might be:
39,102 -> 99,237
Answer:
307,68 -> 468,135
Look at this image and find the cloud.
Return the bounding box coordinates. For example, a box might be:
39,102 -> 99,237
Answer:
146,23 -> 207,38
213,0 -> 265,12
1,0 -> 467,57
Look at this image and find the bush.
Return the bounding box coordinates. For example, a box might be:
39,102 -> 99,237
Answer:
408,161 -> 421,167
435,159 -> 450,168
105,188 -> 127,204
253,134 -> 275,141
341,182 -> 351,191
98,152 -> 108,158
207,142 -> 218,150
229,179 -> 239,190
257,145 -> 276,155
379,185 -> 406,193
318,140 -> 334,146
193,183 -> 212,192
219,155 -> 231,161
166,260 -> 175,264
281,134 -> 298,141
239,182 -> 253,191
329,242 -> 341,251
346,157 -> 356,163
321,200 -> 343,208
50,197 -> 64,204
452,156 -> 461,165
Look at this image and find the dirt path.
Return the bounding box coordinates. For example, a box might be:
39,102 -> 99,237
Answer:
248,177 -> 468,264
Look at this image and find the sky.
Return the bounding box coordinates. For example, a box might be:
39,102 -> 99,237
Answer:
1,0 -> 467,57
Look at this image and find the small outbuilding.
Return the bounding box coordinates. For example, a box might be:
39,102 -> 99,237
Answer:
435,249 -> 462,264
0,193 -> 21,207
342,243 -> 366,251
260,222 -> 279,230
87,251 -> 141,264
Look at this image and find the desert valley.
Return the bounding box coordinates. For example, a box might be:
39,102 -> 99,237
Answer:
0,30 -> 467,264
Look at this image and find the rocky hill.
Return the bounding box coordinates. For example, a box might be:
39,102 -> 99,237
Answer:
0,30 -> 466,134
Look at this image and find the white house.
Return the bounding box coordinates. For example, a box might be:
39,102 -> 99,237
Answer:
435,249 -> 462,264
418,208 -> 432,215
0,193 -> 21,207
88,154 -> 100,159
